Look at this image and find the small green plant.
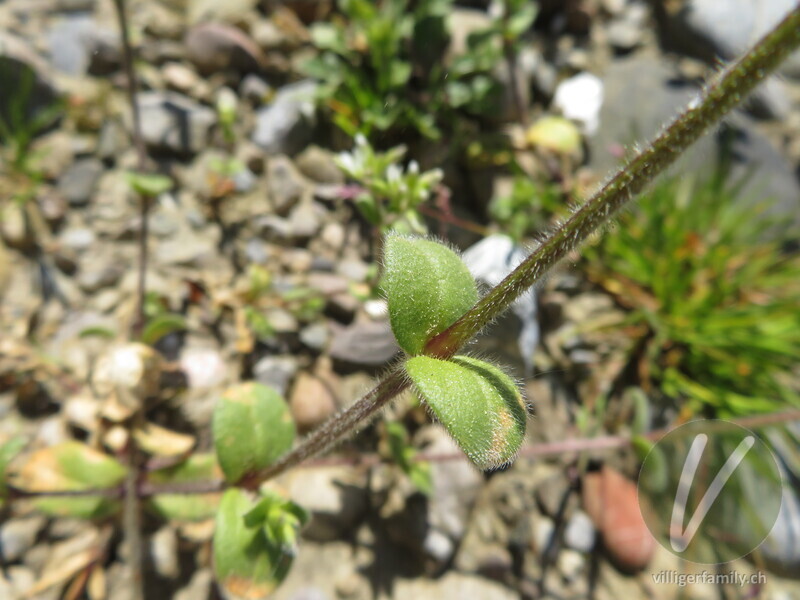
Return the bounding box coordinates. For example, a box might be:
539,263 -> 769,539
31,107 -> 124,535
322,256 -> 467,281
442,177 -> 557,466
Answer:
583,174 -> 800,418
305,0 -> 440,138
488,175 -> 567,243
3,3 -> 799,598
304,0 -> 536,140
336,134 -> 443,234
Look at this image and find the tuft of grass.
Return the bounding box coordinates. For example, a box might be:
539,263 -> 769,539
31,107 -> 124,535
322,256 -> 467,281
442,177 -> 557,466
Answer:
583,173 -> 800,418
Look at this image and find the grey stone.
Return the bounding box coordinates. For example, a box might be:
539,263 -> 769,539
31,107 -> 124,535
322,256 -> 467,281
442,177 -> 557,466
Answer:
287,199 -> 323,241
606,2 -> 648,51
295,145 -> 345,184
284,467 -> 368,541
77,261 -> 123,293
187,0 -> 258,24
590,55 -> 800,229
96,118 -> 128,162
156,232 -> 215,266
59,227 -> 95,252
0,516 -> 46,561
256,215 -> 293,242
240,74 -> 272,104
563,510 -> 596,552
252,79 -> 317,155
150,526 -> 179,579
46,13 -> 94,75
336,258 -> 369,283
245,238 -> 269,264
137,91 -> 216,156
267,155 -> 308,215
329,319 -> 399,367
657,0 -> 800,78
393,572 -> 517,600
46,14 -> 116,76
185,22 -> 267,75
299,321 -> 329,351
58,157 -> 104,206
231,166 -> 257,193
253,355 -> 299,395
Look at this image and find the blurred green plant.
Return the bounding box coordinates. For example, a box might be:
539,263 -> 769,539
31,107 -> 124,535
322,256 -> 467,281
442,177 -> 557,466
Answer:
0,67 -> 64,206
304,0 -> 536,140
583,174 -> 800,418
336,134 -> 442,234
383,421 -> 433,495
489,175 -> 567,243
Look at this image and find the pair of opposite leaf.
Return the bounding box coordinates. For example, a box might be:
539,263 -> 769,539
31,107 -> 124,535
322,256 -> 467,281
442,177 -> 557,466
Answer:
383,233 -> 529,470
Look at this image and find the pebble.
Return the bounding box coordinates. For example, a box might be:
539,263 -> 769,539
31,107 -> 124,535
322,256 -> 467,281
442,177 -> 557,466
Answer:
287,198 -> 323,241
187,0 -> 258,24
267,155 -> 308,215
329,320 -> 399,367
180,347 -> 227,389
289,371 -> 337,432
282,466 -> 368,541
59,227 -> 95,252
137,91 -> 217,155
299,321 -> 329,351
0,516 -> 47,561
185,22 -> 267,75
553,72 -> 604,135
252,79 -> 317,155
58,158 -> 104,207
240,73 -> 272,104
563,510 -> 596,552
151,526 -> 180,579
319,222 -> 346,252
162,62 -> 200,93
295,145 -> 345,184
252,355 -> 299,396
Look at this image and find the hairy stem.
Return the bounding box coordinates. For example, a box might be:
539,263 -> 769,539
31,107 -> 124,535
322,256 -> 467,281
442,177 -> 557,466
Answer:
258,7 -> 800,480
425,7 -> 800,358
247,369 -> 410,483
10,408 -> 800,499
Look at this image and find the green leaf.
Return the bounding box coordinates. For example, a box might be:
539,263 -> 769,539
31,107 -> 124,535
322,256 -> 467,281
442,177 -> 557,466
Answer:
405,355 -> 527,470
125,172 -> 172,197
243,491 -> 309,556
389,61 -> 412,87
633,436 -> 668,493
0,437 -> 26,506
214,489 -> 293,600
213,383 -> 296,483
140,313 -> 187,346
7,441 -> 126,518
78,326 -> 117,340
505,2 -> 538,38
146,453 -> 222,521
382,234 -> 478,355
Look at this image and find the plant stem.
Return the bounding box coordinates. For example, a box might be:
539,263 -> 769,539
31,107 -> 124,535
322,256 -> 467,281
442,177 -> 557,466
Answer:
10,408 -> 800,499
257,7 -> 800,480
112,1 -> 147,598
113,0 -> 150,340
247,369 -> 410,483
425,6 -> 800,358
